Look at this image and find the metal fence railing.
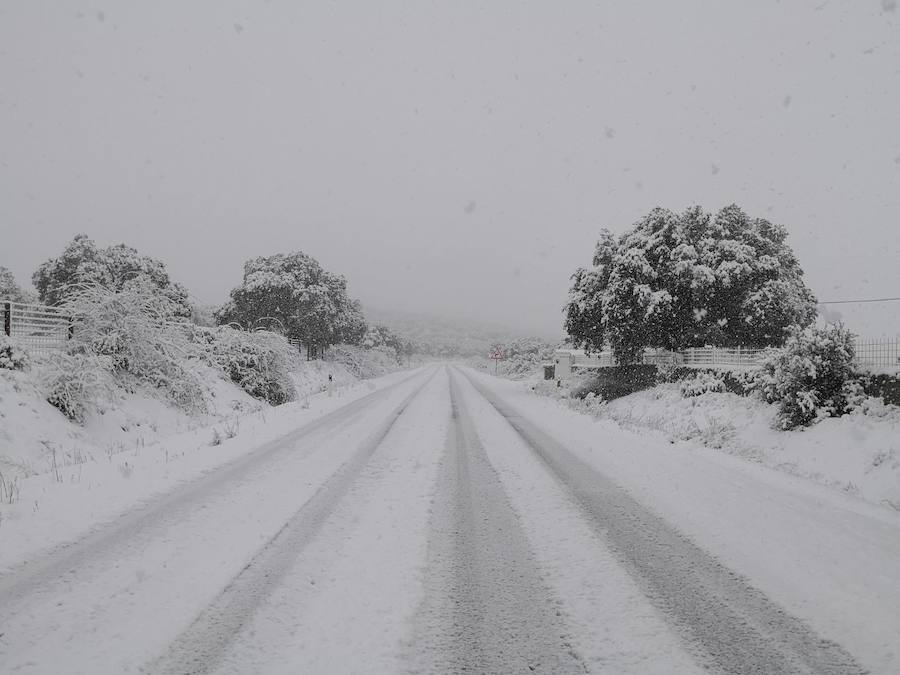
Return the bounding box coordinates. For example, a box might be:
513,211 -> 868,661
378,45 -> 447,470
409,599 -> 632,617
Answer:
557,339 -> 900,376
854,338 -> 900,371
2,301 -> 71,353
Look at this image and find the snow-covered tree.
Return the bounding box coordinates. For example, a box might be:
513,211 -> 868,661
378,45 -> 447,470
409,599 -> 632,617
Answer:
361,324 -> 405,358
0,266 -> 36,302
564,229 -> 615,354
32,234 -> 191,316
565,205 -> 817,363
216,251 -> 367,358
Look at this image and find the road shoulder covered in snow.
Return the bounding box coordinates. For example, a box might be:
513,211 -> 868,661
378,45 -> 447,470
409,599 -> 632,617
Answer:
466,367 -> 900,674
532,374 -> 900,509
0,366 -> 419,572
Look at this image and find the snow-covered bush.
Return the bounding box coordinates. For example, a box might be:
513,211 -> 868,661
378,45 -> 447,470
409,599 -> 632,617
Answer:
859,372 -> 900,407
12,284 -> 304,427
497,338 -> 556,378
729,367 -> 766,396
191,326 -> 298,405
41,352 -> 112,423
62,283 -> 207,413
326,344 -> 398,379
758,324 -> 857,429
679,371 -> 726,397
840,378 -> 868,413
568,390 -> 608,418
656,362 -> 680,383
0,335 -> 30,371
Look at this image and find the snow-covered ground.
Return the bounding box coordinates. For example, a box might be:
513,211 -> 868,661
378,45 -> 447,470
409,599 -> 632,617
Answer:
0,362 -> 416,571
530,375 -> 900,510
0,358 -> 358,479
465,368 -> 900,674
1,365 -> 898,673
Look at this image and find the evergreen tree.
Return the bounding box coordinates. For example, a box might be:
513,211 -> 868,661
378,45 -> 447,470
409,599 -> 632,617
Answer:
216,251 -> 367,358
32,234 -> 191,316
565,205 -> 817,363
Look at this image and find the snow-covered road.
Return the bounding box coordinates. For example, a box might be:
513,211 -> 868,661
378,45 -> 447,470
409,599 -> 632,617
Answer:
1,366 -> 898,674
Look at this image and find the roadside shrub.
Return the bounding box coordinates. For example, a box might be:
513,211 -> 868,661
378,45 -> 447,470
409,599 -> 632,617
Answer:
41,352 -> 112,423
0,335 -> 30,371
679,371 -> 726,397
568,390 -> 608,417
326,344 -> 398,379
656,362 -> 681,383
664,364 -> 765,397
758,323 -> 857,429
859,373 -> 900,407
62,282 -> 207,413
190,326 -> 298,405
18,284 -> 303,425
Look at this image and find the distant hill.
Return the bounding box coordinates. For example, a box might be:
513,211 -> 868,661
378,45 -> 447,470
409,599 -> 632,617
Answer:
363,306 -> 560,358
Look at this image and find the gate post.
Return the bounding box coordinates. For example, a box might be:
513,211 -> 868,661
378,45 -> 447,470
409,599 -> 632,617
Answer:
3,302 -> 10,337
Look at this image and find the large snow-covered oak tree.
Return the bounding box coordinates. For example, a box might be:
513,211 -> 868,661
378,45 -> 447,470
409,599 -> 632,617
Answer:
32,234 -> 192,317
565,205 -> 817,363
216,251 -> 366,358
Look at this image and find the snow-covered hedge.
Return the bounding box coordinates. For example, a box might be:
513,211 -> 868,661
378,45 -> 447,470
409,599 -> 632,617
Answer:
0,335 -> 30,371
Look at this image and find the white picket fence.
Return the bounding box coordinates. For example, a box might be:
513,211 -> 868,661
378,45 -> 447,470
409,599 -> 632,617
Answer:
2,301 -> 71,353
679,346 -> 769,368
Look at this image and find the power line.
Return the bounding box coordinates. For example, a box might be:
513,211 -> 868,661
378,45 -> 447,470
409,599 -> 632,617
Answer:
818,297 -> 900,305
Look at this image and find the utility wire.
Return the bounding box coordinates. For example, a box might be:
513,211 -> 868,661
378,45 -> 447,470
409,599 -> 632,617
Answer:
818,297 -> 900,305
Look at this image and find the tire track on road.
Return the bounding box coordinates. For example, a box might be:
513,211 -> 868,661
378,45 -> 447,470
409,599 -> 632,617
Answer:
407,369 -> 586,674
457,367 -> 864,675
149,369 -> 439,675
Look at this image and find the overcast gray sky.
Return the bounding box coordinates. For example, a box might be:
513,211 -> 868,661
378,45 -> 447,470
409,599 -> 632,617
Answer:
1,0 -> 898,338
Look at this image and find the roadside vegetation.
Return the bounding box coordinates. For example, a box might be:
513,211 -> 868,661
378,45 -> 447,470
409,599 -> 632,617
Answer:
469,337 -> 557,379
562,205 -> 897,430
1,235 -> 416,482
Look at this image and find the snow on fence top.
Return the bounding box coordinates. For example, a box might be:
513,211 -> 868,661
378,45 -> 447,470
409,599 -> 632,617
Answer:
2,301 -> 71,353
554,339 -> 900,377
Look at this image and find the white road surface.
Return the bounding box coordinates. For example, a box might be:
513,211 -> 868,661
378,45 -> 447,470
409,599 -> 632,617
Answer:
1,365 -> 898,674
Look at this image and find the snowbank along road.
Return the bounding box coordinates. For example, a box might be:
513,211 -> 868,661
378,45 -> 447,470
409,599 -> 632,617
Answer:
1,365 -> 898,673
